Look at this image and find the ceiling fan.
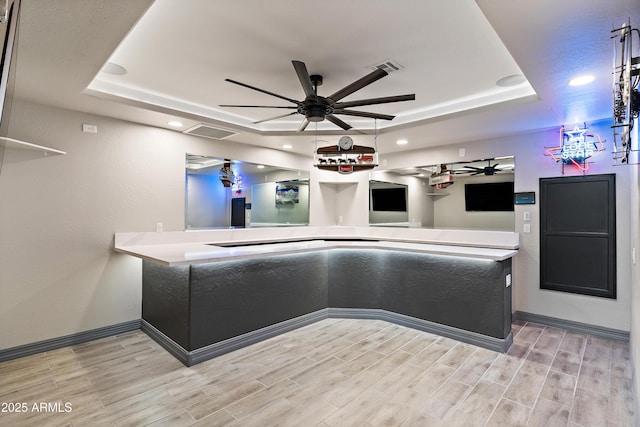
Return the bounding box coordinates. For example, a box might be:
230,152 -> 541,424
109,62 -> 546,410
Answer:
220,60 -> 415,131
455,160 -> 509,176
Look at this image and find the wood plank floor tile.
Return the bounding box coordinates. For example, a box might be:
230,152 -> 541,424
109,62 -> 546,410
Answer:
0,319 -> 632,426
486,398 -> 530,427
483,353 -> 523,386
528,397 -> 571,427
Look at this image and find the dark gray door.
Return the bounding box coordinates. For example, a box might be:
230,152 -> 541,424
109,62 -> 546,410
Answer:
231,197 -> 245,228
539,174 -> 616,298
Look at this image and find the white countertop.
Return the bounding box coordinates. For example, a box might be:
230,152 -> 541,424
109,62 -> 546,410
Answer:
114,226 -> 519,266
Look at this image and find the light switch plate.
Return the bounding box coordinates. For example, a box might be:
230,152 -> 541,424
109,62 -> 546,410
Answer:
523,223 -> 531,233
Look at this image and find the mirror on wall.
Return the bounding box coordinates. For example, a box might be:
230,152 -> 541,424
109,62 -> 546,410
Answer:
369,156 -> 515,231
185,154 -> 310,229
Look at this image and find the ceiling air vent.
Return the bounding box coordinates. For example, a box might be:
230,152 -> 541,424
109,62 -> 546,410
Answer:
370,59 -> 404,74
183,124 -> 237,140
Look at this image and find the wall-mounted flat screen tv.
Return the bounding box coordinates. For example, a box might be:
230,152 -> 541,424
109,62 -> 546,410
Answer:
465,182 -> 514,212
371,187 -> 407,212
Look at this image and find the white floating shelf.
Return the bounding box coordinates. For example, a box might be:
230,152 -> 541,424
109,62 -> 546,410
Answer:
1,137 -> 66,155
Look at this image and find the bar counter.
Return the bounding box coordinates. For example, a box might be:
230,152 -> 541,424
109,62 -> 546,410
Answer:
114,227 -> 519,365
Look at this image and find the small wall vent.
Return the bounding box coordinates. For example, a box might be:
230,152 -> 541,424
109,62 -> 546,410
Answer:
183,124 -> 237,140
370,59 -> 404,74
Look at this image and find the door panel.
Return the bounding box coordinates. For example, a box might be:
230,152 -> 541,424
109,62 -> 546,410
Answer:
540,174 -> 616,298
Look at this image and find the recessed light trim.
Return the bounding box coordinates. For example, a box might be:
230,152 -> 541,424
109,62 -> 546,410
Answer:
168,121 -> 183,128
282,144 -> 293,149
257,165 -> 265,169
396,139 -> 408,145
496,74 -> 527,87
568,75 -> 595,86
101,62 -> 127,76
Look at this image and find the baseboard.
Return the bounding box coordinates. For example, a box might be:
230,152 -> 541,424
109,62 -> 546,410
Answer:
143,309 -> 330,366
514,311 -> 629,341
328,308 -> 512,353
0,319 -> 141,363
143,307 -> 513,367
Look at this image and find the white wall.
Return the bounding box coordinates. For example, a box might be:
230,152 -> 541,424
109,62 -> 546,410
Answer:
186,171 -> 231,229
250,181 -> 309,225
369,170 -> 433,227
1,100 -> 633,351
626,120 -> 640,416
0,100 -> 311,349
433,173 -> 515,231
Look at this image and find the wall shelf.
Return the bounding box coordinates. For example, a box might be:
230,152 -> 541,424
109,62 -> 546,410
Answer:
426,192 -> 449,196
1,137 -> 66,156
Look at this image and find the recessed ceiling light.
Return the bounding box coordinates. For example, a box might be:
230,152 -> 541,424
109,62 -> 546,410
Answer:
168,121 -> 183,128
568,75 -> 595,86
282,144 -> 293,149
257,165 -> 265,169
496,74 -> 527,87
396,139 -> 408,145
101,62 -> 127,76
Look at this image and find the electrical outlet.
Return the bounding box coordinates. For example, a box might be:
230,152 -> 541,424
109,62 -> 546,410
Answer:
156,222 -> 163,233
505,273 -> 512,287
459,148 -> 465,157
523,211 -> 531,222
82,123 -> 98,133
523,223 -> 531,233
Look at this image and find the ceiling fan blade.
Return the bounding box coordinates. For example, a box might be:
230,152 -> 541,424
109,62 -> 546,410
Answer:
334,109 -> 395,121
219,104 -> 297,109
253,111 -> 298,124
327,68 -> 388,102
463,166 -> 482,170
292,60 -> 317,100
298,118 -> 310,132
225,78 -> 300,105
325,114 -> 352,130
332,94 -> 416,109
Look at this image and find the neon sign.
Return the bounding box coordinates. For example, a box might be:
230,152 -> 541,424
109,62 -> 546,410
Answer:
545,125 -> 604,172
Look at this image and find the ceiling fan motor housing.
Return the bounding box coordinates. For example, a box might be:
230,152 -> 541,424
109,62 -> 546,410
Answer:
299,97 -> 334,121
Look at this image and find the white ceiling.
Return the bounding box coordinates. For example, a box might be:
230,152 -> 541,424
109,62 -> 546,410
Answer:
12,0 -> 640,156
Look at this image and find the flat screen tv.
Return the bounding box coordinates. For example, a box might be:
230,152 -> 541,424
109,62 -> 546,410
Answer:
0,0 -> 20,175
371,187 -> 407,212
465,181 -> 514,212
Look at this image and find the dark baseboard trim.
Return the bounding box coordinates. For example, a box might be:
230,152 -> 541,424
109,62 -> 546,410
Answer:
328,308 -> 512,353
141,320 -> 191,366
143,309 -> 330,366
0,319 -> 141,363
143,308 -> 513,366
514,311 -> 629,341
189,309 -> 329,366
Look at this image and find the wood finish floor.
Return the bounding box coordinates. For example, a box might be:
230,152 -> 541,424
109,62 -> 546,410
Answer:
0,318 -> 634,426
